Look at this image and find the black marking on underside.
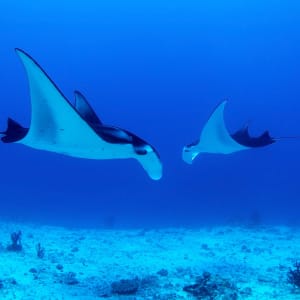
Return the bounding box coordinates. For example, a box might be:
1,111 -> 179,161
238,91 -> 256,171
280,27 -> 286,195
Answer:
92,124 -> 159,156
231,126 -> 276,148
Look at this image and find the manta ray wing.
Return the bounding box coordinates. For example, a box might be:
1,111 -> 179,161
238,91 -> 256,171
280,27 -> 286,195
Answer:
182,101 -> 249,164
199,101 -> 248,154
15,48 -> 104,153
7,49 -> 162,180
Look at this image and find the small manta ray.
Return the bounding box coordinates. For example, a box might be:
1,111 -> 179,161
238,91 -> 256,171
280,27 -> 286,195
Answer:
182,100 -> 276,164
1,49 -> 162,180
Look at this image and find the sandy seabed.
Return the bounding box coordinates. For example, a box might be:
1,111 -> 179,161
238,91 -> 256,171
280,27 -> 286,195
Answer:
0,222 -> 299,299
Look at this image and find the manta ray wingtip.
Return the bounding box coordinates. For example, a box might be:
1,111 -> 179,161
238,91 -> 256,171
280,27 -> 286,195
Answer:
15,48 -> 26,55
14,49 -> 36,63
74,90 -> 82,96
220,99 -> 228,106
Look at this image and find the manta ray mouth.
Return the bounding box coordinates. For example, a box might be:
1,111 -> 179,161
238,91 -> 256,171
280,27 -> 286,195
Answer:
182,146 -> 197,164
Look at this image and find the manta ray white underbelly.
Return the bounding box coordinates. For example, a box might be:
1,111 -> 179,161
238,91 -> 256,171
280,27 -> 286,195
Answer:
1,49 -> 162,180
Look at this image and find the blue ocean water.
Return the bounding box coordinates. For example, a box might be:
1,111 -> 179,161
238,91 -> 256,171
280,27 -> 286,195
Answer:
1,0 -> 300,227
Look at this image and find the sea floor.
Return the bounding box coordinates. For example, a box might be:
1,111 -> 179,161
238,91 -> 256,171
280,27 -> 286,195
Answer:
0,222 -> 300,299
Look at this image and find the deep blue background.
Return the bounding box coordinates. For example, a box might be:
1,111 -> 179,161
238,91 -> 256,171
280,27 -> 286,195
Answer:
0,0 -> 300,227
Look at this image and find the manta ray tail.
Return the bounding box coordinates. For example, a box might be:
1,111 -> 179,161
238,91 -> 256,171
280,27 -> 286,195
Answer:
1,118 -> 28,143
273,136 -> 300,141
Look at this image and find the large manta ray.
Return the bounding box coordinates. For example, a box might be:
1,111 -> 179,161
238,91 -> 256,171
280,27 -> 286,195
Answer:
182,100 -> 276,164
1,49 -> 162,180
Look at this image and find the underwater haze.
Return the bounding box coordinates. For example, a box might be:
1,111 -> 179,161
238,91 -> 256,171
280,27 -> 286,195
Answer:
1,0 -> 300,228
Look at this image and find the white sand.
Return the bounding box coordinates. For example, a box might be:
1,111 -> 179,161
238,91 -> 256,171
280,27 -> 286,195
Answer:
0,222 -> 299,299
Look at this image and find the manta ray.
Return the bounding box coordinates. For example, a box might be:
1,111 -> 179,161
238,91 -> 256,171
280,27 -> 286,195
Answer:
1,49 -> 162,180
182,100 -> 276,164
